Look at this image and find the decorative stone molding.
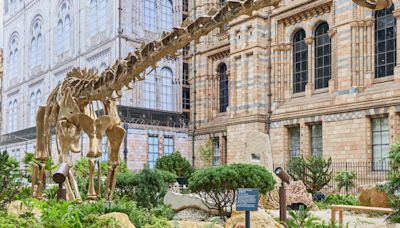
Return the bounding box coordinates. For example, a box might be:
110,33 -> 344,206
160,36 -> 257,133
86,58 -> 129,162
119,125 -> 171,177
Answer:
327,28 -> 337,38
304,36 -> 314,45
277,0 -> 332,26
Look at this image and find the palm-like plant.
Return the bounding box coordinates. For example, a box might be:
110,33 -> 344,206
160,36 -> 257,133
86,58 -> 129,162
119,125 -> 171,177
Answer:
335,171 -> 357,194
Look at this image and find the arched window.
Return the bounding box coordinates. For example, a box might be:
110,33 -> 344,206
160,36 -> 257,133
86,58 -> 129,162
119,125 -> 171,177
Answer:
375,4 -> 396,78
99,62 -> 107,72
218,63 -> 229,113
293,29 -> 307,93
8,35 -> 19,83
57,1 -> 72,54
99,0 -> 107,31
29,92 -> 36,125
161,0 -> 173,31
144,68 -> 156,108
90,0 -> 97,36
161,67 -> 173,111
8,102 -> 12,132
12,99 -> 18,132
31,19 -> 43,68
314,22 -> 331,89
144,0 -> 157,32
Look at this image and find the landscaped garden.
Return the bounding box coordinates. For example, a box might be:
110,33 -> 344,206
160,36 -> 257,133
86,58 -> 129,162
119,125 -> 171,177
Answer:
0,141 -> 399,227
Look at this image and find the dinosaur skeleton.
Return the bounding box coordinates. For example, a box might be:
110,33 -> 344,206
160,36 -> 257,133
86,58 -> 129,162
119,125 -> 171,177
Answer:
31,0 -> 282,201
31,0 -> 391,200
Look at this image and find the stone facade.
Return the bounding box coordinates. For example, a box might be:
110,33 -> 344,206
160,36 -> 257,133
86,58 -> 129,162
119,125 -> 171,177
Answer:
1,0 -> 190,170
188,0 -> 400,167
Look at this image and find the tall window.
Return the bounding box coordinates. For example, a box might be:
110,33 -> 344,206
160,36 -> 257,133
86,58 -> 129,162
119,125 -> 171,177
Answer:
90,0 -> 97,36
29,90 -> 41,126
212,138 -> 220,166
144,0 -> 157,32
161,0 -> 173,31
372,117 -> 390,170
7,102 -> 12,132
310,124 -> 323,156
293,29 -> 307,93
182,88 -> 190,110
101,137 -> 109,162
375,5 -> 396,78
148,135 -> 159,169
57,1 -> 72,54
144,69 -> 156,108
99,0 -> 107,31
31,19 -> 43,68
12,99 -> 18,132
315,23 -> 331,89
9,35 -> 19,82
161,67 -> 173,111
289,127 -> 300,158
218,63 -> 229,112
163,136 -> 174,155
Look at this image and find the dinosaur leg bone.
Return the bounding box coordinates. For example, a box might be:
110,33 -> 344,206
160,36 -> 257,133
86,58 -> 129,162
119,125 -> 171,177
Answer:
104,125 -> 126,200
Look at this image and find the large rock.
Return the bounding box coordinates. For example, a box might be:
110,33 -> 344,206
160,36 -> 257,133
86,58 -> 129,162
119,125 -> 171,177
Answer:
6,200 -> 41,218
261,178 -> 316,209
99,212 -> 135,228
169,221 -> 224,228
164,191 -> 218,214
225,209 -> 283,228
173,208 -> 210,221
358,184 -> 391,208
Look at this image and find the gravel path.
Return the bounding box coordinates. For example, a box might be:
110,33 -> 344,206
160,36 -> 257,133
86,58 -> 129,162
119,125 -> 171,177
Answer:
267,209 -> 400,228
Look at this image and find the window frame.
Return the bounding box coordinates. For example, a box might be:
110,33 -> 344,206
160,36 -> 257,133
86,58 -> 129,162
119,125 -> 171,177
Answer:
212,138 -> 220,166
148,135 -> 159,169
218,63 -> 229,113
288,126 -> 300,158
310,123 -> 323,156
163,135 -> 174,155
314,22 -> 331,90
293,29 -> 308,93
371,117 -> 390,171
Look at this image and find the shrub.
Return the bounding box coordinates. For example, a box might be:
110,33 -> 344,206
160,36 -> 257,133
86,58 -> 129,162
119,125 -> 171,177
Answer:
0,151 -> 22,207
115,171 -> 137,199
335,171 -> 357,193
324,194 -> 358,205
155,151 -> 193,177
286,205 -> 340,227
199,138 -> 213,166
288,156 -> 332,194
158,170 -> 178,186
388,141 -> 400,223
133,168 -> 169,209
189,163 -> 275,219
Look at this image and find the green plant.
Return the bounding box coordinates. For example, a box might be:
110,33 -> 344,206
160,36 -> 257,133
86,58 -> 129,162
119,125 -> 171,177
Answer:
286,205 -> 342,228
316,194 -> 358,209
133,168 -> 169,209
189,163 -> 275,219
288,156 -> 332,194
44,186 -> 59,199
0,151 -> 22,207
199,138 -> 213,166
158,170 -> 178,185
335,171 -> 357,193
115,171 -> 137,199
387,141 -> 400,223
155,151 -> 193,177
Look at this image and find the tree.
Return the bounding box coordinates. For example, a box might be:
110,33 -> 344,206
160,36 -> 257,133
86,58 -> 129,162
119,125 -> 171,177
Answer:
388,141 -> 400,222
199,138 -> 213,166
155,151 -> 193,177
335,171 -> 357,193
288,156 -> 332,194
0,151 -> 22,207
189,163 -> 275,219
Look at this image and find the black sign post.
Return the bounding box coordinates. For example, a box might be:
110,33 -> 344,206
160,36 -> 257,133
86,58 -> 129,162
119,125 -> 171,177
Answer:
236,188 -> 259,228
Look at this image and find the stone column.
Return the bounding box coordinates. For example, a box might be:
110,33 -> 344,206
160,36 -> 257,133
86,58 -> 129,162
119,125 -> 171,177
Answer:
328,28 -> 337,93
304,37 -> 314,97
389,107 -> 398,144
300,119 -> 310,156
365,19 -> 375,86
393,9 -> 400,81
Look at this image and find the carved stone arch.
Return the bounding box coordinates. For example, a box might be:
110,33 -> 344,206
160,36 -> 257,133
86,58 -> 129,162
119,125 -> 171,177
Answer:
57,0 -> 73,16
289,27 -> 306,42
311,20 -> 329,36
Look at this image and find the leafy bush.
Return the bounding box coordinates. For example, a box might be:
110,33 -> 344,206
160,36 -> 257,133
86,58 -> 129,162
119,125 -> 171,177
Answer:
189,163 -> 275,219
286,205 -> 340,228
44,186 -> 58,199
0,211 -> 41,228
158,169 -> 177,186
115,171 -> 137,199
199,138 -> 213,166
0,151 -> 22,207
316,194 -> 358,209
133,168 -> 170,209
388,141 -> 400,223
335,171 -> 357,193
288,156 -> 332,194
155,151 -> 193,177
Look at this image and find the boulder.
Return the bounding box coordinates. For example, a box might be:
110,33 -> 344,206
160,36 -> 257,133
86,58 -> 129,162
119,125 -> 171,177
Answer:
225,209 -> 283,228
99,212 -> 135,228
164,191 -> 218,214
173,208 -> 210,221
358,184 -> 391,208
6,200 -> 41,218
169,221 -> 224,228
261,178 -> 316,210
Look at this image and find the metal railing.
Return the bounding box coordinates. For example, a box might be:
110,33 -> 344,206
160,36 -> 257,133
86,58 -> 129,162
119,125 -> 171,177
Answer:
273,161 -> 390,195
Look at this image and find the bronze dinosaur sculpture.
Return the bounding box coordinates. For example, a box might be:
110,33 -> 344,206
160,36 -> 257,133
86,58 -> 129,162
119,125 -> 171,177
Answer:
31,0 -> 391,201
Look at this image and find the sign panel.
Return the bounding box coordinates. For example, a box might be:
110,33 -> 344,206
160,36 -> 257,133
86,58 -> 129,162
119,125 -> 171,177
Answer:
236,188 -> 259,211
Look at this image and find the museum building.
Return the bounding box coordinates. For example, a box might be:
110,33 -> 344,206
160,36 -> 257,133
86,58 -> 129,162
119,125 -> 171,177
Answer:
188,0 -> 400,170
